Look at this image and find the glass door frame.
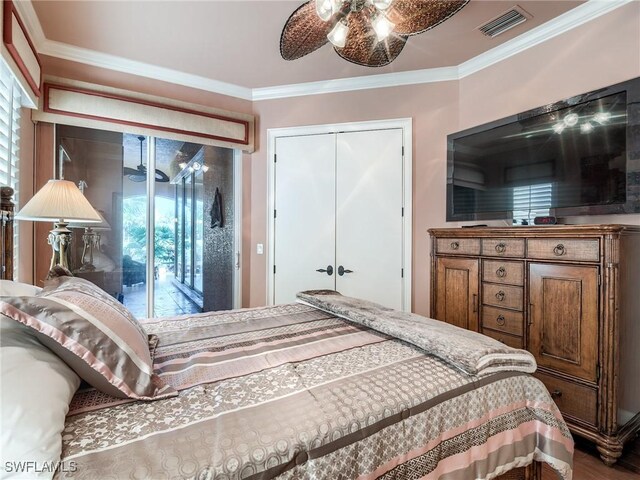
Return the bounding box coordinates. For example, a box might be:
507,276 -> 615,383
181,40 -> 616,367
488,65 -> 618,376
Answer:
174,170 -> 203,295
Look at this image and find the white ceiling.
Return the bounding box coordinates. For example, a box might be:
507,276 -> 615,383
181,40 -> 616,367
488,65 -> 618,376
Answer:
29,0 -> 586,93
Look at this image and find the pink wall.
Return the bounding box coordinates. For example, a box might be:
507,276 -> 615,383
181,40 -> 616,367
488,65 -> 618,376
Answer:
249,2 -> 640,314
250,83 -> 460,314
458,2 -> 640,129
31,3 -> 640,312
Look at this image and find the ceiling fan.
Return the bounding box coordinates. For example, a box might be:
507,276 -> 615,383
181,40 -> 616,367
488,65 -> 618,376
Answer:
280,0 -> 469,67
123,136 -> 170,183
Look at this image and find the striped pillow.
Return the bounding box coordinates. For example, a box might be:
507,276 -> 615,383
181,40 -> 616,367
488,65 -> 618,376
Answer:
0,277 -> 176,400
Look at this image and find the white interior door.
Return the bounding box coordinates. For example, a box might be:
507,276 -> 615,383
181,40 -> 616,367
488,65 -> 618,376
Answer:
335,129 -> 404,310
273,134 -> 336,304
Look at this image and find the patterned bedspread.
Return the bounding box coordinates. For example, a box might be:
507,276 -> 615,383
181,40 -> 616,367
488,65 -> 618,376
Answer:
58,303 -> 573,479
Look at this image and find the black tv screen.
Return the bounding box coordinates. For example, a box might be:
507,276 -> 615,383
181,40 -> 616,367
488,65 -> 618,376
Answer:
447,77 -> 640,222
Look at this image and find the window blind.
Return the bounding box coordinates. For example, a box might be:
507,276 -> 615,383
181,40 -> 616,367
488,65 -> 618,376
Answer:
512,183 -> 552,224
0,59 -> 22,278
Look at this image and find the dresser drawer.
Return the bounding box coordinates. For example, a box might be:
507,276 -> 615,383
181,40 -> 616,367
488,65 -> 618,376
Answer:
534,372 -> 597,426
482,283 -> 523,310
527,238 -> 599,262
436,238 -> 480,256
481,328 -> 523,349
482,306 -> 523,336
481,238 -> 525,258
482,260 -> 524,286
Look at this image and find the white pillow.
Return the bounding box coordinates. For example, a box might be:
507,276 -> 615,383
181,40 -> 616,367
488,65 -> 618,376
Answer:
0,315 -> 80,479
0,281 -> 42,297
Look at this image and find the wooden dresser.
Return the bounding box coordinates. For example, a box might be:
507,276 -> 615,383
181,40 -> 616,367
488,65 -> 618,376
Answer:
429,225 -> 640,465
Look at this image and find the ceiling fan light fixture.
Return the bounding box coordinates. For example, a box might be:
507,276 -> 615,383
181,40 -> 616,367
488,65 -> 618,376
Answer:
281,0 -> 469,67
372,13 -> 394,41
316,0 -> 334,21
327,19 -> 349,48
371,0 -> 393,11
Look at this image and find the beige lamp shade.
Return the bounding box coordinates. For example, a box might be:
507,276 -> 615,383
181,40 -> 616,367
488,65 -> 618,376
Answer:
16,179 -> 102,223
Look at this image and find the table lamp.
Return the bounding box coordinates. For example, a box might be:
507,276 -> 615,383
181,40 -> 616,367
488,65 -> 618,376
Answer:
16,179 -> 101,271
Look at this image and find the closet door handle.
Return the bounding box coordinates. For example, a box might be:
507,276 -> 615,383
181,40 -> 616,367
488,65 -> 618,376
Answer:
338,266 -> 353,276
316,266 -> 334,276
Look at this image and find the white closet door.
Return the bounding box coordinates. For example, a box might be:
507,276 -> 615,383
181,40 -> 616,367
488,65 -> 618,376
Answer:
335,129 -> 404,310
273,134 -> 336,304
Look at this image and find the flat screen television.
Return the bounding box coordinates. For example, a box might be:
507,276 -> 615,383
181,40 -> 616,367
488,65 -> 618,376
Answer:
447,77 -> 640,222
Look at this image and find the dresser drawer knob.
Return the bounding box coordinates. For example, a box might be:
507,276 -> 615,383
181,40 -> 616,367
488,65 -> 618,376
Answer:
553,244 -> 566,256
496,267 -> 506,278
495,291 -> 506,301
496,315 -> 506,326
450,241 -> 459,250
495,243 -> 506,253
551,389 -> 563,399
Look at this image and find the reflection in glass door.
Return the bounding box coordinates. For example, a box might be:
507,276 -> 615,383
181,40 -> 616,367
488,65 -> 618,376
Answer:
194,173 -> 204,293
175,183 -> 183,284
184,174 -> 193,287
169,153 -> 205,304
56,125 -> 238,318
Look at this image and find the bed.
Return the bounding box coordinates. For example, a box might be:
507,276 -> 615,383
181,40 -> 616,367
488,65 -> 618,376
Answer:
0,212 -> 572,480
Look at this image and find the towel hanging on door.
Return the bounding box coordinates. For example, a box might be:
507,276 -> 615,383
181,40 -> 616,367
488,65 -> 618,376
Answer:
210,187 -> 223,228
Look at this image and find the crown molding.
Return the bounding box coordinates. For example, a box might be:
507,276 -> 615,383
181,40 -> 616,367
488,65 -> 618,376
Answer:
251,66 -> 459,101
12,0 -> 634,102
39,39 -> 253,100
12,0 -> 45,47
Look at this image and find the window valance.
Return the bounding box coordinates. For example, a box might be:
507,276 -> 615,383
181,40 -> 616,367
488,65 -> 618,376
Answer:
32,77 -> 255,152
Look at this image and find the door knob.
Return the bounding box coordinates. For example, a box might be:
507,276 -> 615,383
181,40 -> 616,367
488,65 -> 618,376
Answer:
338,266 -> 353,276
316,265 -> 334,276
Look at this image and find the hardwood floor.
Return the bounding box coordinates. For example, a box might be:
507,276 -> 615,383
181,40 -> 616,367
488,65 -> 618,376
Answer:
542,437 -> 640,479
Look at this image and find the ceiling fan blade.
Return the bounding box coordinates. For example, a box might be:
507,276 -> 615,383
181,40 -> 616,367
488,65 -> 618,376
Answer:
388,0 -> 470,36
155,169 -> 170,183
280,0 -> 333,60
335,10 -> 407,67
123,167 -> 143,176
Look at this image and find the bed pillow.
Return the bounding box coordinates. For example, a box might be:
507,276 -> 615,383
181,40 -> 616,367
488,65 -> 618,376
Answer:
0,280 -> 42,296
0,315 -> 80,479
0,277 -> 176,400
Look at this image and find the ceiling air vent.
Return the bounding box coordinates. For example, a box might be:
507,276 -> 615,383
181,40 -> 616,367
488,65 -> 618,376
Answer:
478,7 -> 529,38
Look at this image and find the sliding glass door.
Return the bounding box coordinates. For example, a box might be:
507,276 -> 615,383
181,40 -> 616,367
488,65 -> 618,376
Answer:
55,124 -> 238,319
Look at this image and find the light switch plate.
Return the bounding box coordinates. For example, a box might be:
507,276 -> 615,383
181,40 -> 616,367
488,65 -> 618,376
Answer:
256,243 -> 264,255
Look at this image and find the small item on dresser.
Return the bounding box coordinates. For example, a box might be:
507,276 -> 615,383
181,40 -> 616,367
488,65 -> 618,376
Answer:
461,224 -> 488,228
533,215 -> 557,225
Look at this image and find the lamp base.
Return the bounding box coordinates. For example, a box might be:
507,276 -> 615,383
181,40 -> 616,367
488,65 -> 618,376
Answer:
76,227 -> 100,272
48,221 -> 73,271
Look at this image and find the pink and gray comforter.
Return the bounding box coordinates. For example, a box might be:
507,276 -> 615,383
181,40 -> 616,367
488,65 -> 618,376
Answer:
57,299 -> 573,479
